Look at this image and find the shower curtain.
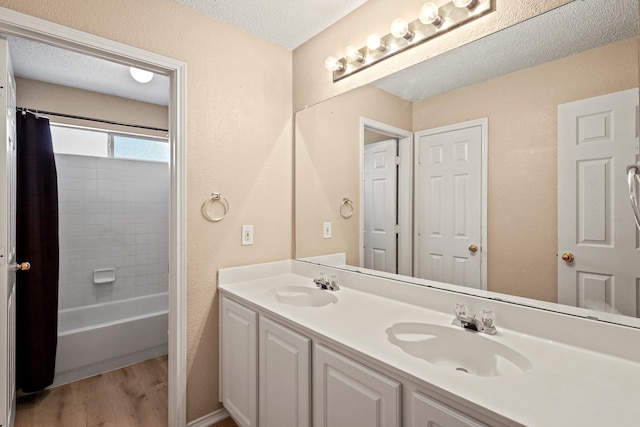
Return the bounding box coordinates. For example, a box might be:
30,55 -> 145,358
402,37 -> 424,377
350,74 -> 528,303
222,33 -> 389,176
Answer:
15,110 -> 59,392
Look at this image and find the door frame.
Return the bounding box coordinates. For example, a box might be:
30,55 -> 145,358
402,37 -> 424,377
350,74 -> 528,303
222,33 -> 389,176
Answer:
359,117 -> 413,276
0,8 -> 188,426
413,118 -> 488,289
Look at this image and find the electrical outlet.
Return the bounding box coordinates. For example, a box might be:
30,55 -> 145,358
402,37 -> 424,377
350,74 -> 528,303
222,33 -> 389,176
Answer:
242,225 -> 254,245
323,222 -> 332,239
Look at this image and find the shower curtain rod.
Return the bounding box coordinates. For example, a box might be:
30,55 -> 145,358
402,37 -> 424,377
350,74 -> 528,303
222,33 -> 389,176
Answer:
16,107 -> 169,133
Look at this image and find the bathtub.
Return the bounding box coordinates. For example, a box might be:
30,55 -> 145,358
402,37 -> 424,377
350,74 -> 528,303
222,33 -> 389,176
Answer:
53,293 -> 168,387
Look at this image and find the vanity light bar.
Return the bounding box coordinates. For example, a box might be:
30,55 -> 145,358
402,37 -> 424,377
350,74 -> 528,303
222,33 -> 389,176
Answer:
326,0 -> 494,82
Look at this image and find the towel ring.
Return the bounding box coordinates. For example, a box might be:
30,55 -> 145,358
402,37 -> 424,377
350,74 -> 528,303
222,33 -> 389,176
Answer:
340,198 -> 354,219
202,192 -> 229,222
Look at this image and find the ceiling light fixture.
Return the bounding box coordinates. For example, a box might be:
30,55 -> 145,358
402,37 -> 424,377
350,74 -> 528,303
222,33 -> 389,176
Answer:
129,67 -> 154,84
324,0 -> 493,82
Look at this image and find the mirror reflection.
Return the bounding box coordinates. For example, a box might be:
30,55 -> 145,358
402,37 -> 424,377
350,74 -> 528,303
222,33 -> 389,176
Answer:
295,0 -> 640,323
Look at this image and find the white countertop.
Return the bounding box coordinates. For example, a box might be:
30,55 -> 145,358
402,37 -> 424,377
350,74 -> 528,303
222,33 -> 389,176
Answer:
219,260 -> 640,427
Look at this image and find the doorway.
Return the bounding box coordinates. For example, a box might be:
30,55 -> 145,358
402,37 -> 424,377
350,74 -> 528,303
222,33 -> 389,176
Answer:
0,9 -> 187,426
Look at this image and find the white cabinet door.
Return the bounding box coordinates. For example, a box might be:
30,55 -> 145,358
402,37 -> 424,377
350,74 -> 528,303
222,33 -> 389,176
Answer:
220,296 -> 257,427
259,316 -> 310,427
410,391 -> 486,427
313,344 -> 401,427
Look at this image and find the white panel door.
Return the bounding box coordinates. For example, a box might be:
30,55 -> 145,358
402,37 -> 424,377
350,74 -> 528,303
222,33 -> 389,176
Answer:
313,344 -> 401,427
558,89 -> 640,316
415,123 -> 484,288
220,296 -> 257,427
259,316 -> 310,427
363,139 -> 398,273
0,37 -> 17,427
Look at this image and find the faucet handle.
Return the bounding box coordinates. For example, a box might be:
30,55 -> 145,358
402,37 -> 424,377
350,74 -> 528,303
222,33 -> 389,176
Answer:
314,272 -> 327,287
328,274 -> 340,290
481,309 -> 495,327
454,303 -> 468,318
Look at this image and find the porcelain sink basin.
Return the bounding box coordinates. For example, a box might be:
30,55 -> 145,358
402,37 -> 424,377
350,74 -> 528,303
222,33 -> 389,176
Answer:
386,322 -> 532,377
267,285 -> 338,307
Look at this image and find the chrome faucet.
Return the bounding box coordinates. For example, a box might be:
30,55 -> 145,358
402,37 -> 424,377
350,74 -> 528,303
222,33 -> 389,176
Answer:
452,303 -> 497,335
313,273 -> 340,291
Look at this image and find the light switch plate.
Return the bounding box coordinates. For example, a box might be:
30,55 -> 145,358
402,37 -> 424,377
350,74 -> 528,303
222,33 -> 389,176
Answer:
242,225 -> 254,245
323,222 -> 332,239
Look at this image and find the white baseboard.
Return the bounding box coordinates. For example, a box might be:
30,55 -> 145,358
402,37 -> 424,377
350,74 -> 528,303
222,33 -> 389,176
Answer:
187,407 -> 231,427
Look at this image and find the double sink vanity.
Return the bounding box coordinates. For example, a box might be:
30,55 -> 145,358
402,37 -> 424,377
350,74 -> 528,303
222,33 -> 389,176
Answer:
219,256 -> 640,426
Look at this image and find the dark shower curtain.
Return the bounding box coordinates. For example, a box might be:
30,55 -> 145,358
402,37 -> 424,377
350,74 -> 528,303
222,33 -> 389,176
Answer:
15,110 -> 59,392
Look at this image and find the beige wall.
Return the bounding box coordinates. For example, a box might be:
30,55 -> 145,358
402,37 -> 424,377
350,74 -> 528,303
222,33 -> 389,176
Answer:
412,37 -> 638,302
295,85 -> 412,264
293,0 -> 573,111
16,77 -> 168,138
3,0 -> 626,422
0,0 -> 292,421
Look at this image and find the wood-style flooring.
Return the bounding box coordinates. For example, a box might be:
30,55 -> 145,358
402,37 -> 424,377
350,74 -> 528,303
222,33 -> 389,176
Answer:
15,355 -> 238,427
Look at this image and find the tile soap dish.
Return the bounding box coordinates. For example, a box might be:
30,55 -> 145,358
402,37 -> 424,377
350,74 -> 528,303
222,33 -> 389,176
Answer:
93,268 -> 115,284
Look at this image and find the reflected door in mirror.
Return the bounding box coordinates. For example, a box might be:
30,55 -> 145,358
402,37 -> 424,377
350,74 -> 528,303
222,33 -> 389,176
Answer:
415,122 -> 484,289
558,89 -> 640,317
363,139 -> 398,274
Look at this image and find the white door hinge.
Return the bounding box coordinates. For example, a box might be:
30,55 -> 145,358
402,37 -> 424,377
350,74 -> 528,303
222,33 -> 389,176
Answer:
394,225 -> 400,234
395,156 -> 401,165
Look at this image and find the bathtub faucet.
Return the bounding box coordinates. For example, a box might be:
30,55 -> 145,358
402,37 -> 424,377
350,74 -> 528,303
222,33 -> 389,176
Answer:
452,303 -> 497,335
313,273 -> 340,291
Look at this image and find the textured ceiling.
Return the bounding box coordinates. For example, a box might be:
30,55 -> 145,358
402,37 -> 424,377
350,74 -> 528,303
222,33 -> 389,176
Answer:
372,0 -> 638,102
5,35 -> 171,106
173,0 -> 368,50
4,0 -> 367,106
3,0 -> 637,108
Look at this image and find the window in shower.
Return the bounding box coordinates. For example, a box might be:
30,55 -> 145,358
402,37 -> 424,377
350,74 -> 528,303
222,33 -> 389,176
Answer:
113,135 -> 169,162
50,126 -> 109,157
50,125 -> 168,162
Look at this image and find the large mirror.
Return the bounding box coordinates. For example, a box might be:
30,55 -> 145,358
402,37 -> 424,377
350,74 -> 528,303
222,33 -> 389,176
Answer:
295,0 -> 640,327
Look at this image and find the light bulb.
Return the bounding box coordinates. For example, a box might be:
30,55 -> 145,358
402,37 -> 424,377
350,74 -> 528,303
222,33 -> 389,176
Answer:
367,34 -> 387,52
419,3 -> 443,26
344,45 -> 364,63
390,18 -> 413,40
324,56 -> 344,72
453,0 -> 478,9
129,67 -> 154,83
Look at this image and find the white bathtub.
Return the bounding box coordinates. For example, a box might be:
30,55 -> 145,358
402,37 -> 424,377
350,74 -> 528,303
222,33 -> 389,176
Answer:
53,293 -> 168,387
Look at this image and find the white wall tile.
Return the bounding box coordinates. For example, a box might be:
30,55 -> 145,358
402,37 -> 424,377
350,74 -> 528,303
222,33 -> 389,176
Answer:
56,154 -> 168,309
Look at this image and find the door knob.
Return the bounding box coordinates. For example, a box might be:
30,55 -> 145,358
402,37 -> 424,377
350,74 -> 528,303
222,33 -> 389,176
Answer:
468,245 -> 478,253
13,262 -> 31,271
561,253 -> 574,263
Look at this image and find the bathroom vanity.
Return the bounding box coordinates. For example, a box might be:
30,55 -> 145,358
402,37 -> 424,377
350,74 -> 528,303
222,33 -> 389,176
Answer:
219,259 -> 640,427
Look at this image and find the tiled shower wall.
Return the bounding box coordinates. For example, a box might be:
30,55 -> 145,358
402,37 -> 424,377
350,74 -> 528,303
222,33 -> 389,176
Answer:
55,154 -> 169,309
